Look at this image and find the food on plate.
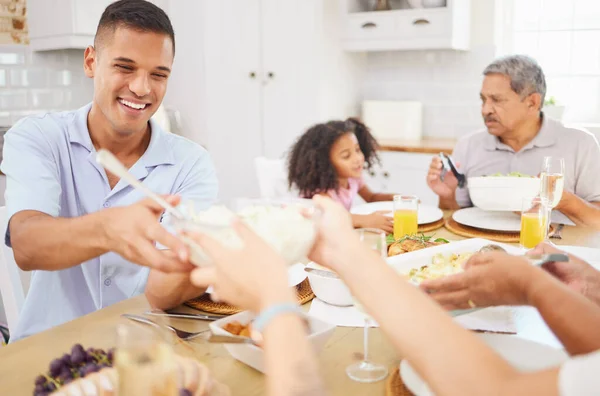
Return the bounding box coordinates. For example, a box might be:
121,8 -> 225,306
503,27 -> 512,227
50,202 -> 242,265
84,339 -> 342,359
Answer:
487,172 -> 534,178
222,321 -> 252,338
177,202 -> 317,265
386,234 -> 449,257
407,252 -> 474,284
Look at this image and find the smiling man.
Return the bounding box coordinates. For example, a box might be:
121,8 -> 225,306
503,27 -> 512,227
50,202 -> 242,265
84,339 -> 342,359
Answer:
1,0 -> 217,341
426,55 -> 600,228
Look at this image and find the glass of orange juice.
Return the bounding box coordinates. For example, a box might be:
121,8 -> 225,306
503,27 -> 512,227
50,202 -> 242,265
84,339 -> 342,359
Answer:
520,196 -> 549,249
393,195 -> 419,240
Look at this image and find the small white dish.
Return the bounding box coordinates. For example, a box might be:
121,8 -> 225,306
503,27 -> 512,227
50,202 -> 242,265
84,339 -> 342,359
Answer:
452,207 -> 521,232
351,202 -> 443,225
400,333 -> 568,396
305,262 -> 354,307
210,310 -> 336,373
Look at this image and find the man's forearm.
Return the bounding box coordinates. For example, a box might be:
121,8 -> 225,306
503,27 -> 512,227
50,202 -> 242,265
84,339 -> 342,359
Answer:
10,211 -> 110,271
528,269 -> 600,355
557,193 -> 600,229
145,270 -> 206,310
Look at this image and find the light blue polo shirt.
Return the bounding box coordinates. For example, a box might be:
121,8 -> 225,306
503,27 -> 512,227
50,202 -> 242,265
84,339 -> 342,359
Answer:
1,103 -> 218,342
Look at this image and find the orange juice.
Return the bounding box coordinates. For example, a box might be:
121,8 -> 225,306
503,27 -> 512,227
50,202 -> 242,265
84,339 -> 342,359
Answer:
520,212 -> 548,249
393,210 -> 418,240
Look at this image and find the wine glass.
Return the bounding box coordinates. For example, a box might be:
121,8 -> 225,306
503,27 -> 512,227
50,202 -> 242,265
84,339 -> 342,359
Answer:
539,157 -> 565,236
540,157 -> 565,209
346,228 -> 389,383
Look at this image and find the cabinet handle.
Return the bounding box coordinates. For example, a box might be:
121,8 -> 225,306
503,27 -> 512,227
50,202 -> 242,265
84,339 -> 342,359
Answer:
249,71 -> 256,79
369,171 -> 376,177
361,22 -> 377,29
383,171 -> 390,178
413,18 -> 430,25
267,71 -> 275,79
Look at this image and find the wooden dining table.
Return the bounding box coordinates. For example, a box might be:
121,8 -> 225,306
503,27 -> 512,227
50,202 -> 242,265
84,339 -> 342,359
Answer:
1,218 -> 599,396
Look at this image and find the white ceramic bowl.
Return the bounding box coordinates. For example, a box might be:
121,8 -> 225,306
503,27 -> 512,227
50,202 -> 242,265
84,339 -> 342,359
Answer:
209,310 -> 336,373
305,262 -> 354,307
422,0 -> 446,7
468,176 -> 541,211
171,198 -> 319,267
407,0 -> 424,8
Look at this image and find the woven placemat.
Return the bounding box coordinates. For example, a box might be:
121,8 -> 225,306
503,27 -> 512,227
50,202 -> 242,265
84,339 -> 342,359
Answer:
385,365 -> 414,396
184,278 -> 315,315
445,217 -> 555,243
418,218 -> 445,233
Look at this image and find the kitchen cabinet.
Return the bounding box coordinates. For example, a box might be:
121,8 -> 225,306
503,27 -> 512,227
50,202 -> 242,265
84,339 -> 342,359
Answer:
361,151 -> 439,206
27,0 -> 169,51
167,0 -> 363,202
340,0 -> 471,52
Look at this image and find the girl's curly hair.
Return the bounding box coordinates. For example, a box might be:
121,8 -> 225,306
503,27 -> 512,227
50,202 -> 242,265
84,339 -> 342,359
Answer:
287,118 -> 380,198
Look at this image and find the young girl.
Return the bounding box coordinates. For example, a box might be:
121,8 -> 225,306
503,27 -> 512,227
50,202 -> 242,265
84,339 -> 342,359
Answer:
288,118 -> 396,233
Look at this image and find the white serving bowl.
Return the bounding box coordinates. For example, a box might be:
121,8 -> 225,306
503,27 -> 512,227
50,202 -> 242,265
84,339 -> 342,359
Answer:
209,310 -> 336,373
468,176 -> 541,211
407,0 -> 424,8
305,262 -> 354,307
171,198 -> 319,267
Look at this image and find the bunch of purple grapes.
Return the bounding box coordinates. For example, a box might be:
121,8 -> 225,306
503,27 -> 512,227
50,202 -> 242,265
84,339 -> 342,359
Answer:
33,344 -> 114,396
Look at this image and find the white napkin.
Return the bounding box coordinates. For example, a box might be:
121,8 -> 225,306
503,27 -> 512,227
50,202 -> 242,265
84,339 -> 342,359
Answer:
454,307 -> 517,334
309,299 -> 515,333
308,299 -> 379,327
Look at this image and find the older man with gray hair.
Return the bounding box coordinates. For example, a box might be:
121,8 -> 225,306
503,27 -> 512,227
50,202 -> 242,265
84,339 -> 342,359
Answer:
427,54 -> 600,228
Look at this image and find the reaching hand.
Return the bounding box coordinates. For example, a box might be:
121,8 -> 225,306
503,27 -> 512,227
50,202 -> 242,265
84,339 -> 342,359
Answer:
103,195 -> 193,273
187,220 -> 294,312
529,242 -> 600,303
421,252 -> 538,310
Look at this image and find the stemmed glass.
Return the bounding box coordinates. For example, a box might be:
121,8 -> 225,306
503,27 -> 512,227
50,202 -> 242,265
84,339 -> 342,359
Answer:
539,157 -> 565,236
346,228 -> 389,383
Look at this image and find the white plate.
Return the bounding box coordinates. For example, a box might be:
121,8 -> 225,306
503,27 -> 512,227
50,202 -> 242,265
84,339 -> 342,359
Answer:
386,238 -> 525,274
351,202 -> 443,225
453,207 -> 521,232
400,333 -> 568,396
207,263 -> 306,293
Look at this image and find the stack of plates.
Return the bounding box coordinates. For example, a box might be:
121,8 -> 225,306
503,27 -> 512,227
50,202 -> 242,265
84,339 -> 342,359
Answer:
351,202 -> 444,226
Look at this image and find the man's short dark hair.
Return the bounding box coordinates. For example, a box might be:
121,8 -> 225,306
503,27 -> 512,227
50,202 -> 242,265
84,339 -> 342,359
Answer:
95,0 -> 175,54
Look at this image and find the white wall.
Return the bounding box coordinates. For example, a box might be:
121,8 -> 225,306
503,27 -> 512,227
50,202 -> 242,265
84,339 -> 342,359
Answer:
362,0 -> 498,139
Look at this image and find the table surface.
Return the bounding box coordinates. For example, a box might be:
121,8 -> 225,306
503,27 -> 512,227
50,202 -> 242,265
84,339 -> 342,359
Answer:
1,217 -> 599,396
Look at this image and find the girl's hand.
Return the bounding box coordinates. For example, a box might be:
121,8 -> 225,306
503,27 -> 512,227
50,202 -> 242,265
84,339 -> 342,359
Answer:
356,211 -> 394,234
187,220 -> 295,312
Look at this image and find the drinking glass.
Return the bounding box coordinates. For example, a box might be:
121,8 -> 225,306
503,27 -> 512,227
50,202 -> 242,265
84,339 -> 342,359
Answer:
346,228 -> 389,383
520,197 -> 549,249
540,157 -> 565,209
393,195 -> 419,241
115,323 -> 179,395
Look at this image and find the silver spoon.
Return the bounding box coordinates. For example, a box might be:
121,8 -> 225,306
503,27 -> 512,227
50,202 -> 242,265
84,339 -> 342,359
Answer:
478,244 -> 569,266
304,267 -> 339,279
95,149 -> 187,221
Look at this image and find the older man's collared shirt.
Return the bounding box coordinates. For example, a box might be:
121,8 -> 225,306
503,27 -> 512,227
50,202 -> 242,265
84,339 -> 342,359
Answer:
1,103 -> 218,342
453,116 -> 600,207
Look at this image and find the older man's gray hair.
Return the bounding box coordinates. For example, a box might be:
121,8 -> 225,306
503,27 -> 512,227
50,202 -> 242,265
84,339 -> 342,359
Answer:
483,55 -> 547,108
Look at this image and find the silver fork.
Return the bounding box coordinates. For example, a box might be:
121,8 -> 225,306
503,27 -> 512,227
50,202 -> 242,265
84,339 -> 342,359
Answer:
122,314 -> 210,341
550,224 -> 565,240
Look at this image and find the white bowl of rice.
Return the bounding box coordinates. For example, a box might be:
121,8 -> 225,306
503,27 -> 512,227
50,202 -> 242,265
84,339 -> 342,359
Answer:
171,198 -> 319,267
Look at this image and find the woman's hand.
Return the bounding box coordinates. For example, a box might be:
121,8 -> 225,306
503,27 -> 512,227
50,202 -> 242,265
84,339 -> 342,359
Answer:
187,220 -> 295,312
